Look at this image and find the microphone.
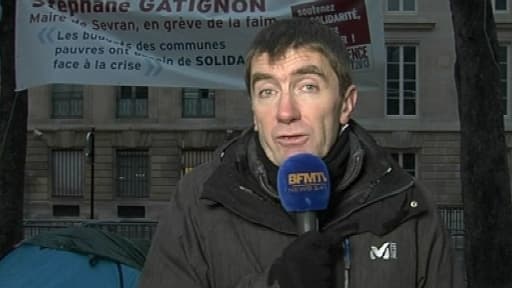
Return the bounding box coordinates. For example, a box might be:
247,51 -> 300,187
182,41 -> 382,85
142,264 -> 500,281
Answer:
277,153 -> 331,234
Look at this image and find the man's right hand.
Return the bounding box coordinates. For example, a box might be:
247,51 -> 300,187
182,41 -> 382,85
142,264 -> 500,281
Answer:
267,231 -> 343,288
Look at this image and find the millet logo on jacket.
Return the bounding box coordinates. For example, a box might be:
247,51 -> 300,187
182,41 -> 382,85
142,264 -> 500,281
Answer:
370,242 -> 397,260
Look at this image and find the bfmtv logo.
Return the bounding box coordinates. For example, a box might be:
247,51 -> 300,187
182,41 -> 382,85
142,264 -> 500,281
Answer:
287,172 -> 328,184
369,242 -> 398,260
287,172 -> 328,192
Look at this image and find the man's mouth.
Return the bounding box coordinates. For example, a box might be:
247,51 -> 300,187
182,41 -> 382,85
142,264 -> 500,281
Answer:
276,135 -> 307,146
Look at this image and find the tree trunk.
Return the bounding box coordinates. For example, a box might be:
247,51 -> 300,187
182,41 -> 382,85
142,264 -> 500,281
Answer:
0,0 -> 27,256
450,0 -> 512,287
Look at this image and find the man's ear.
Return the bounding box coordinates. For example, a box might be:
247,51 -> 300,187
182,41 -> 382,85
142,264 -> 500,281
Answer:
249,98 -> 258,131
252,114 -> 258,131
339,85 -> 358,125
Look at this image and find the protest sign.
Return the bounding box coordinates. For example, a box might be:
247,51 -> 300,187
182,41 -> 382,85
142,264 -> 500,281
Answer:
16,0 -> 384,91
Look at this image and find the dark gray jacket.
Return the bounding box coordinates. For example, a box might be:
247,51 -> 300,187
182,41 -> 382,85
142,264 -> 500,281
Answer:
139,122 -> 459,288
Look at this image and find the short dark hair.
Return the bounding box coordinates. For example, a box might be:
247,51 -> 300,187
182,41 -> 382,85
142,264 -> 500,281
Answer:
244,18 -> 353,95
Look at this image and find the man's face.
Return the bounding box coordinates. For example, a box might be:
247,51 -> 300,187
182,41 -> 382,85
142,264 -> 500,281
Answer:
250,47 -> 357,166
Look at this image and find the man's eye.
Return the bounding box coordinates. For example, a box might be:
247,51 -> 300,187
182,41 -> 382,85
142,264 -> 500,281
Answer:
300,84 -> 319,92
258,89 -> 276,98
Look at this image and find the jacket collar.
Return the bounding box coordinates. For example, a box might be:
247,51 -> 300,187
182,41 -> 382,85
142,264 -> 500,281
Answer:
201,157 -> 297,235
201,121 -> 427,236
202,128 -> 297,234
322,121 -> 428,235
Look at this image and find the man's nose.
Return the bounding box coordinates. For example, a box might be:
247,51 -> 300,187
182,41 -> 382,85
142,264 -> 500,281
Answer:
276,92 -> 300,123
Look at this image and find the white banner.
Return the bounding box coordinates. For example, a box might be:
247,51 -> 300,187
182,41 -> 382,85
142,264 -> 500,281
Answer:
16,0 -> 384,91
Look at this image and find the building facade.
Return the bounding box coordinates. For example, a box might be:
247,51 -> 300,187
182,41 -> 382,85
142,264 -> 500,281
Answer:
23,0 -> 511,238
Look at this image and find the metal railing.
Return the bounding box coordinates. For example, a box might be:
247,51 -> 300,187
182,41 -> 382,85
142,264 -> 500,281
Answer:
24,207 -> 463,242
23,219 -> 158,241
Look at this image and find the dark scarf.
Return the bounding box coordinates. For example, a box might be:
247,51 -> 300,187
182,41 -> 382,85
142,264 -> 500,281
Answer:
255,125 -> 351,192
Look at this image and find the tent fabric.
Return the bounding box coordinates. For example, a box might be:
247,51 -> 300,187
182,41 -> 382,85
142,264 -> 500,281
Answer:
0,227 -> 148,288
0,245 -> 140,288
25,227 -> 147,270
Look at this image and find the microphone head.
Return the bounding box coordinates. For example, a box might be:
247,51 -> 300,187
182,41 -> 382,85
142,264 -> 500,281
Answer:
277,153 -> 331,212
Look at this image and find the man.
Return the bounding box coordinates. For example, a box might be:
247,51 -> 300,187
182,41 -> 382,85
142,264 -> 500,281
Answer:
140,18 -> 459,288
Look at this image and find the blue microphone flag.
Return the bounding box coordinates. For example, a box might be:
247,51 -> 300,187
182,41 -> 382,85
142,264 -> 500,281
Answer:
277,153 -> 331,212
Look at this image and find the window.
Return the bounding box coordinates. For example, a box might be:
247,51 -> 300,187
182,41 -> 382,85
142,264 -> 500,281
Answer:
52,205 -> 80,217
494,0 -> 508,11
438,207 -> 464,237
387,0 -> 416,12
51,84 -> 83,118
117,86 -> 148,118
116,150 -> 149,198
438,207 -> 465,277
117,205 -> 146,218
498,45 -> 509,115
386,45 -> 417,116
390,152 -> 416,177
181,149 -> 214,176
182,88 -> 215,118
51,150 -> 84,197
